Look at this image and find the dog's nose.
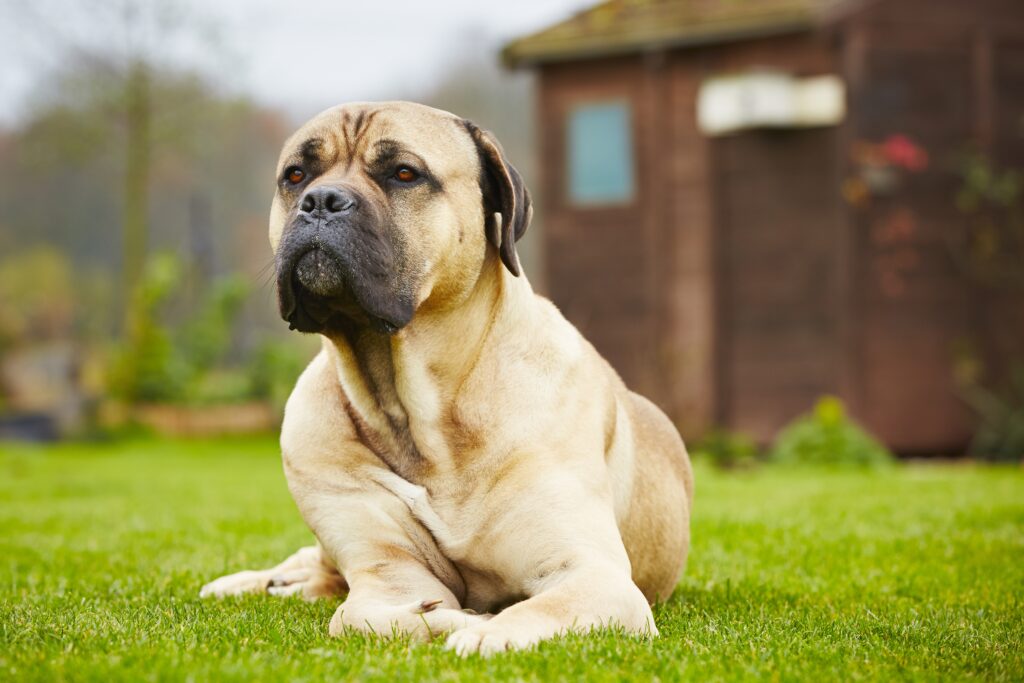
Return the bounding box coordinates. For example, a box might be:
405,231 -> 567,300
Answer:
300,186 -> 358,215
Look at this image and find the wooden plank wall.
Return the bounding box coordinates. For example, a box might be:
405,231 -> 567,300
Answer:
538,56 -> 673,415
662,54 -> 716,438
534,0 -> 1024,451
983,38 -> 1024,385
537,51 -> 720,438
697,34 -> 841,442
713,128 -> 842,443
842,0 -> 1024,452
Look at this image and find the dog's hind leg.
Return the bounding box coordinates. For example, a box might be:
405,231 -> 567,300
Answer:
200,544 -> 347,600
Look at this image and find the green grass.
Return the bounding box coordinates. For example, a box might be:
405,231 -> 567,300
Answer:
1,438 -> 1022,681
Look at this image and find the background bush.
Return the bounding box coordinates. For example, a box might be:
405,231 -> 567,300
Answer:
107,252 -> 311,409
770,396 -> 893,467
961,363 -> 1024,462
693,428 -> 759,469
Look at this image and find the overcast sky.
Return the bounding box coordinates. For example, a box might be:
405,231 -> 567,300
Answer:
0,0 -> 591,126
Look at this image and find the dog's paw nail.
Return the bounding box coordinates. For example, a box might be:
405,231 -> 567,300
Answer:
268,575 -> 286,588
417,599 -> 443,613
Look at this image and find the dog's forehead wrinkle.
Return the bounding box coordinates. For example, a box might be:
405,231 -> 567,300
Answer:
280,126 -> 338,173
366,138 -> 403,168
301,137 -> 324,158
361,108 -> 473,162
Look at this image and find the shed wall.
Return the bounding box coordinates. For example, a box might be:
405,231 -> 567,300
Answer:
840,0 -> 1024,451
538,56 -> 674,414
534,0 -> 1024,452
695,34 -> 841,442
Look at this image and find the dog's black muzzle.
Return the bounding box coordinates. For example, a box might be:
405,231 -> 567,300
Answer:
275,185 -> 414,335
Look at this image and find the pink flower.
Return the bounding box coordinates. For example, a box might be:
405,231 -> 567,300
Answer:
882,134 -> 929,172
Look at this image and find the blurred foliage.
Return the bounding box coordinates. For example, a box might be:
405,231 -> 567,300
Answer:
179,273 -> 250,374
0,20 -> 532,423
957,153 -> 1023,209
960,364 -> 1024,462
108,253 -> 190,402
248,340 -> 314,413
0,58 -> 290,321
693,428 -> 759,470
770,396 -> 893,467
106,252 -> 307,408
954,152 -> 1024,289
951,152 -> 1024,460
0,247 -> 76,353
0,16 -> 300,420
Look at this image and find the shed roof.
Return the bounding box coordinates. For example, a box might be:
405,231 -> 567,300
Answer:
503,0 -> 859,67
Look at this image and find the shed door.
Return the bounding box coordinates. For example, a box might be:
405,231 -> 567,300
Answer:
714,128 -> 841,442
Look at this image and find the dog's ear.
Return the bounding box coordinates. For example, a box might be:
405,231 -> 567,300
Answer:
463,120 -> 532,277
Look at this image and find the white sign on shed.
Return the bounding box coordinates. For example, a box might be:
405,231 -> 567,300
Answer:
697,72 -> 846,136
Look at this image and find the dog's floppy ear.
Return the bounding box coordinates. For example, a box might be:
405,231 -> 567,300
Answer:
463,120 -> 532,277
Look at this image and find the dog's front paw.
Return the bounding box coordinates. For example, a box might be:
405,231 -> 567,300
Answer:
201,567 -> 344,600
444,622 -> 541,657
200,570 -> 274,598
329,599 -> 493,640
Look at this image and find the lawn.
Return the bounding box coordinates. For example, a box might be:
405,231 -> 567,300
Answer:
1,438 -> 1022,682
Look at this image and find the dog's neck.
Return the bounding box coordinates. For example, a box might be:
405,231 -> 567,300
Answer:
322,260 -> 526,480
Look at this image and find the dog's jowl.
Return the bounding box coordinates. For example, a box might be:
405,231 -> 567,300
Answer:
200,101 -> 694,657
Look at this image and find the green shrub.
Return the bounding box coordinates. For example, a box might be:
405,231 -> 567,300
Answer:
178,274 -> 250,375
962,364 -> 1024,462
248,340 -> 312,413
108,253 -> 253,405
108,254 -> 189,402
693,428 -> 759,469
0,246 -> 77,353
770,396 -> 893,467
184,369 -> 254,407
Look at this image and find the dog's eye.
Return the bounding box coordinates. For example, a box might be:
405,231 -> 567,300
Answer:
393,166 -> 418,183
285,167 -> 305,185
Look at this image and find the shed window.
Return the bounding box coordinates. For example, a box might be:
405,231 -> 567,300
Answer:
567,101 -> 634,205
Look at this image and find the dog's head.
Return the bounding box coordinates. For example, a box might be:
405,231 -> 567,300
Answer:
269,101 -> 531,335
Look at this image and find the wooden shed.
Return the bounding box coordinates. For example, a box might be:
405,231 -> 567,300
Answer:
504,0 -> 1024,453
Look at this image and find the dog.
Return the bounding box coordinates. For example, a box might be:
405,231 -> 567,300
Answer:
200,101 -> 694,656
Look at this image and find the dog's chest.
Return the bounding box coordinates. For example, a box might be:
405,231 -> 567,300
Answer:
333,340 -> 460,476
371,463 -> 517,599
334,335 -> 527,602
423,484 -> 527,610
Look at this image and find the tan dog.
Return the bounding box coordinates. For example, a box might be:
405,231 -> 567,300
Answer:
200,101 -> 694,656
